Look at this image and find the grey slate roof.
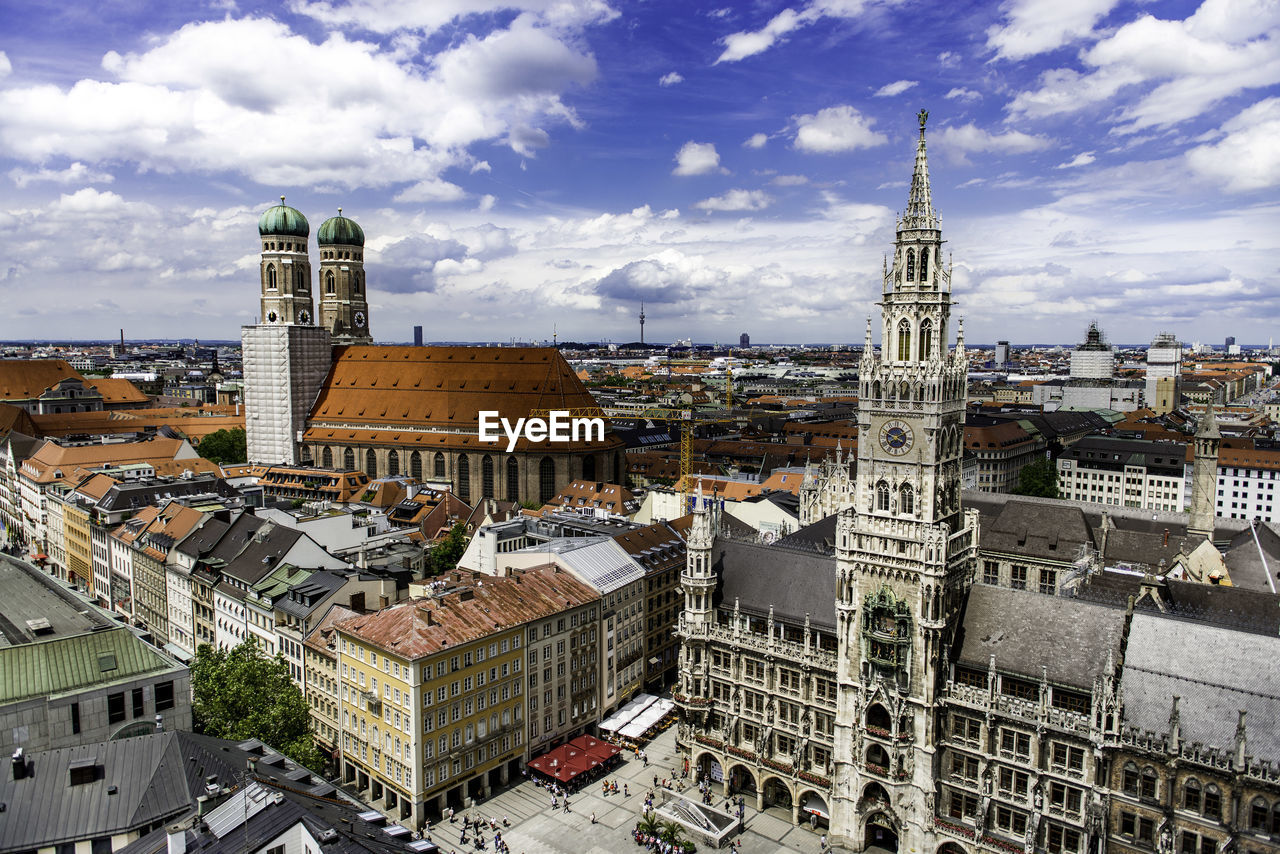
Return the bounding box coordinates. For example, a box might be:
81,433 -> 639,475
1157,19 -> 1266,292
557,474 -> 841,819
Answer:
0,731 -> 343,852
713,535 -> 838,631
1076,570 -> 1280,635
274,570 -> 349,618
0,555 -> 118,646
0,732 -> 191,851
955,585 -> 1125,688
1121,611 -> 1280,761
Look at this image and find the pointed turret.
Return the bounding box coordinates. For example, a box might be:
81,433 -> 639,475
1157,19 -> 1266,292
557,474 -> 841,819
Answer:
1188,404 -> 1221,542
902,109 -> 937,230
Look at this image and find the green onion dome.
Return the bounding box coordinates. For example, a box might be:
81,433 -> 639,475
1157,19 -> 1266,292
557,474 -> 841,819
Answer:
317,208 -> 365,247
257,196 -> 310,238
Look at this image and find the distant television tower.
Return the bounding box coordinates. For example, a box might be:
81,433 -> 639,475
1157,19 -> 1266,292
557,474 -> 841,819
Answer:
639,303 -> 646,345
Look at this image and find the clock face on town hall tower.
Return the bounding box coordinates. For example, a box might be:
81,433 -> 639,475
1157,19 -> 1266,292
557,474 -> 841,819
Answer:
879,419 -> 914,455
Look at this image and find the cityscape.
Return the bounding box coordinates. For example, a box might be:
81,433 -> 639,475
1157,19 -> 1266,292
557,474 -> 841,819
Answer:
1,3 -> 1278,854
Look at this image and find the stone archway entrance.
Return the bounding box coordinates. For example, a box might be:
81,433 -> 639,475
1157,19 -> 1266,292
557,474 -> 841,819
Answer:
864,813 -> 899,853
762,776 -> 792,810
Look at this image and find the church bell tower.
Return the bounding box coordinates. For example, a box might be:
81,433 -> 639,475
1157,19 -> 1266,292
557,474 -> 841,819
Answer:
829,110 -> 979,850
243,197 -> 332,465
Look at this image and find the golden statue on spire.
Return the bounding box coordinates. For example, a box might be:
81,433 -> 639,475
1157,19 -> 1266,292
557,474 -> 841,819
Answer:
917,108 -> 928,130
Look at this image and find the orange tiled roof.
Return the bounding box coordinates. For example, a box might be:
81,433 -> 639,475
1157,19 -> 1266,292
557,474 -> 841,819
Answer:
70,472 -> 120,501
19,437 -> 196,484
0,359 -> 82,401
543,480 -> 637,515
87,377 -> 149,404
335,566 -> 599,660
306,346 -> 621,452
0,402 -> 37,438
674,475 -> 766,501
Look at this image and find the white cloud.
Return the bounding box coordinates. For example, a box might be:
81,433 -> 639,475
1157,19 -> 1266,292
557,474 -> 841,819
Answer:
0,51 -> 10,80
986,0 -> 1121,60
0,15 -> 599,191
873,79 -> 917,97
1186,98 -> 1280,191
713,0 -> 887,63
715,7 -> 807,63
792,105 -> 886,153
771,174 -> 809,186
672,141 -> 726,176
945,87 -> 981,102
694,189 -> 773,212
477,193 -> 497,212
9,162 -> 115,188
659,71 -> 683,86
1007,0 -> 1280,131
743,133 -> 768,149
934,122 -> 1051,163
1055,152 -> 1096,169
290,0 -> 618,35
393,178 -> 468,203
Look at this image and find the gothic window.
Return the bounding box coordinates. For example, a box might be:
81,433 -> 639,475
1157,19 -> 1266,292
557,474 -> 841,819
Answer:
354,274 -> 362,295
321,447 -> 333,469
872,381 -> 881,400
539,457 -> 556,503
506,457 -> 520,503
906,248 -> 915,281
267,266 -> 277,290
876,481 -> 890,512
410,451 -> 422,479
343,448 -> 355,471
897,319 -> 911,361
919,319 -> 933,361
326,271 -> 335,294
919,247 -> 928,282
583,454 -> 596,482
1202,785 -> 1221,820
1140,767 -> 1158,800
434,452 -> 445,478
481,455 -> 495,499
387,450 -> 400,477
900,484 -> 914,515
365,449 -> 377,478
457,454 -> 470,503
866,704 -> 891,732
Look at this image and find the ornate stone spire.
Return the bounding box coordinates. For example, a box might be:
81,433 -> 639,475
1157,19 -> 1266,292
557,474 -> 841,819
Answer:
902,108 -> 937,230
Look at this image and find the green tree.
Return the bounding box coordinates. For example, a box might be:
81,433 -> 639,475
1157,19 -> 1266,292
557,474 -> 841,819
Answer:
198,427 -> 247,464
659,819 -> 694,851
427,522 -> 470,576
191,638 -> 323,771
636,813 -> 660,837
1012,456 -> 1060,499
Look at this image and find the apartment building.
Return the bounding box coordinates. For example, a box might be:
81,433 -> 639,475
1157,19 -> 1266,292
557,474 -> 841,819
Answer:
332,567 -> 598,829
1058,436 -> 1188,512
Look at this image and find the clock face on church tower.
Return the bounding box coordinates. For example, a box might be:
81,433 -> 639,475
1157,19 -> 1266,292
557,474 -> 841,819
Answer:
353,311 -> 366,328
879,420 -> 914,455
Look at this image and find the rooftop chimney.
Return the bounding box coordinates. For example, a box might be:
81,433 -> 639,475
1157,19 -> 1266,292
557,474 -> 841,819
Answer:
11,747 -> 27,781
167,825 -> 187,854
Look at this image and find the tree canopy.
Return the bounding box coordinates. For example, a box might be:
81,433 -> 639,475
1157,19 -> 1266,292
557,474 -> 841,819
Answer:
191,638 -> 322,770
198,427 -> 247,464
427,522 -> 470,576
1012,456 -> 1060,499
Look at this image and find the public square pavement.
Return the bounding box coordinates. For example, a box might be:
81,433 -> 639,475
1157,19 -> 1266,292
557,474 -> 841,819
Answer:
419,726 -> 835,854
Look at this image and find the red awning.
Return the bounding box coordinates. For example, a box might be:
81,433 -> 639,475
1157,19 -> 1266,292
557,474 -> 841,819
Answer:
527,737 -> 620,783
32,554 -> 48,560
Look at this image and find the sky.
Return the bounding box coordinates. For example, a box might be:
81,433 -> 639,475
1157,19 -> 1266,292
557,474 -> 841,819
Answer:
0,0 -> 1277,346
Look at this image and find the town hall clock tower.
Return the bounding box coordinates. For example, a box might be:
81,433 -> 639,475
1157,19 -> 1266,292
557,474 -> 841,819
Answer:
829,110 -> 979,850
